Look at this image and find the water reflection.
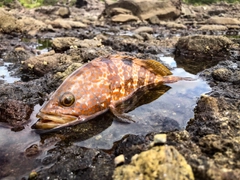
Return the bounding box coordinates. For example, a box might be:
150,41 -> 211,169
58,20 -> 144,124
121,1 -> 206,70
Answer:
21,38 -> 52,54
174,55 -> 221,74
0,62 -> 20,84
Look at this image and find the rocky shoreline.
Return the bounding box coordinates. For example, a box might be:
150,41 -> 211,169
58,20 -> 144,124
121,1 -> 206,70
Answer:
0,0 -> 240,179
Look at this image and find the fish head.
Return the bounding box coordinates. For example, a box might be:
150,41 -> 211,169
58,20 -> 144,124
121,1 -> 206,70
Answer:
33,89 -> 83,129
32,68 -> 89,130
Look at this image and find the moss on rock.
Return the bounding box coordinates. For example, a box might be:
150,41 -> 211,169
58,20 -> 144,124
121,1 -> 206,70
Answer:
113,145 -> 194,180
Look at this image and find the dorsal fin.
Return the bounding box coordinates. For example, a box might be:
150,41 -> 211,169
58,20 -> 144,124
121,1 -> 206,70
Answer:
131,58 -> 172,76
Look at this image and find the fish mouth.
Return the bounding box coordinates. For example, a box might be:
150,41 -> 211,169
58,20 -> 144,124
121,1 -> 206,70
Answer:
32,112 -> 77,130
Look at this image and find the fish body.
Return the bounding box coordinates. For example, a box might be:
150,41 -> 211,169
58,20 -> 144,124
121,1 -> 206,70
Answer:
33,55 -> 185,130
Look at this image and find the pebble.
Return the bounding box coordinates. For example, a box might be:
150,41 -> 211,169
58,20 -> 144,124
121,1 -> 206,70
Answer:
114,154 -> 125,166
154,134 -> 167,145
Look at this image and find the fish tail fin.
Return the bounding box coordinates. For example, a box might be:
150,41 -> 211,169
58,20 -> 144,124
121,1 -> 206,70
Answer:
133,58 -> 172,76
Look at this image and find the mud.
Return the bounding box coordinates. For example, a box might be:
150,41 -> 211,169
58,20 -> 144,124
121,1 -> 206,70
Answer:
0,1 -> 240,180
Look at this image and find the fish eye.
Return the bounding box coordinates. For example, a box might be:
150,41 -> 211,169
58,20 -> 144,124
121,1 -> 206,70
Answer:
60,92 -> 75,107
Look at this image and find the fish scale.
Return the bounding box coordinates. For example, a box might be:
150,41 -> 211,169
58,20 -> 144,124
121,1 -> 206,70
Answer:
33,54 -> 189,130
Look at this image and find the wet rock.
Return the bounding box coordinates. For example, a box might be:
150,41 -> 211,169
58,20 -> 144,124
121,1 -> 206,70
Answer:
57,7 -> 71,18
181,4 -> 196,18
110,7 -> 132,16
3,46 -> 34,63
111,14 -> 140,23
21,50 -> 72,77
113,145 -> 194,180
153,134 -> 167,145
114,154 -> 125,166
46,18 -> 87,29
174,55 -> 221,74
34,145 -> 114,180
25,144 -> 40,157
100,0 -> 181,22
35,6 -> 59,15
51,37 -> 102,52
187,95 -> 240,138
165,22 -> 187,29
54,63 -> 82,80
0,9 -> 21,34
76,0 -> 88,8
133,26 -> 153,34
198,25 -> 227,31
175,35 -> 234,58
29,171 -> 38,179
0,74 -> 60,106
168,91 -> 240,180
113,134 -> 154,167
68,45 -> 115,63
232,70 -> 240,84
0,9 -> 48,36
205,17 -> 240,25
102,34 -> 178,54
17,16 -> 48,36
0,99 -> 33,129
3,0 -> 23,9
212,68 -> 232,82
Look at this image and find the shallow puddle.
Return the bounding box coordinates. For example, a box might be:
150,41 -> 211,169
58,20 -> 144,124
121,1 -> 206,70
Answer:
74,55 -> 211,149
0,55 -> 211,178
21,38 -> 52,54
0,62 -> 20,84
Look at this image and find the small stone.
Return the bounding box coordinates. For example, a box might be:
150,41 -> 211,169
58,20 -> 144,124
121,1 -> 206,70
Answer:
114,154 -> 125,166
154,134 -> 167,145
25,144 -> 40,157
212,68 -> 232,82
28,63 -> 34,69
29,170 -> 38,179
58,7 -> 70,18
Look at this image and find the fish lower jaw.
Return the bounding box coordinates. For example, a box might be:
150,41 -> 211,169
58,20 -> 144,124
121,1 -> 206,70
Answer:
34,112 -> 77,129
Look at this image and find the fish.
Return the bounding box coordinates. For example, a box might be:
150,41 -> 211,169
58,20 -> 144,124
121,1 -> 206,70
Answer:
32,54 -> 191,130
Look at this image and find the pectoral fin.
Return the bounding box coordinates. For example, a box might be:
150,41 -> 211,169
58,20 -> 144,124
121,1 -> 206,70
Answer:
109,104 -> 135,123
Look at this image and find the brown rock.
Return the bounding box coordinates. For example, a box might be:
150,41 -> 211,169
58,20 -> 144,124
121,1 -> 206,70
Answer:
198,25 -> 228,31
51,37 -> 102,52
133,26 -> 153,34
0,99 -> 33,128
205,17 -> 240,25
46,19 -> 87,29
0,9 -> 21,33
176,35 -> 233,57
57,7 -> 71,18
111,14 -> 139,22
165,22 -> 187,29
21,50 -> 72,77
100,0 -> 181,21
